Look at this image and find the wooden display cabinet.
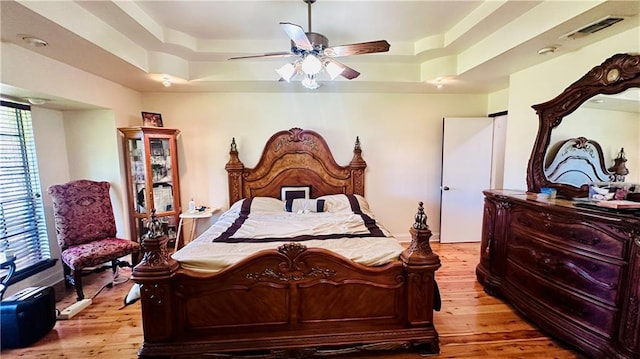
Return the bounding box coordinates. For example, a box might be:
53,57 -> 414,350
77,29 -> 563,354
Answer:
118,127 -> 181,253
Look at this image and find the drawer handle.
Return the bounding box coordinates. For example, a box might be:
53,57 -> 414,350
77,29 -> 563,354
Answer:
565,261 -> 616,290
567,231 -> 601,246
526,249 -> 617,290
536,254 -> 558,274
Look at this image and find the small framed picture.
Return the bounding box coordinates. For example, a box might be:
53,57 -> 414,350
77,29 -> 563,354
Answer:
142,112 -> 163,127
280,186 -> 311,201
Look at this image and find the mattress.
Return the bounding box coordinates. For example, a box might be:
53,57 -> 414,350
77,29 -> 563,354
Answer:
172,194 -> 404,272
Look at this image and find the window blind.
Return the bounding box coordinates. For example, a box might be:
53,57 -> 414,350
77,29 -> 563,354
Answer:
0,101 -> 52,281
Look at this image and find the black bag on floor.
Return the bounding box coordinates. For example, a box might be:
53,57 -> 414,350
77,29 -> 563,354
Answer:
1,286 -> 56,348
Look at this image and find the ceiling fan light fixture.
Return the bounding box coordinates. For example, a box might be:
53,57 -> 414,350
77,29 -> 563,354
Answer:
301,54 -> 322,75
276,63 -> 297,82
302,74 -> 320,90
325,61 -> 345,80
230,0 -> 389,90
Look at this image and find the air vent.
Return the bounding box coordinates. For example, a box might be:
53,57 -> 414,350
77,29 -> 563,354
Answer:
561,16 -> 624,40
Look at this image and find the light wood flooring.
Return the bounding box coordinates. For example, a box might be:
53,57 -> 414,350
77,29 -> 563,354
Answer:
1,242 -> 584,358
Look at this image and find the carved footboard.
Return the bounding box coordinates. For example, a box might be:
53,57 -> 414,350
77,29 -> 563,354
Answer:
133,205 -> 440,358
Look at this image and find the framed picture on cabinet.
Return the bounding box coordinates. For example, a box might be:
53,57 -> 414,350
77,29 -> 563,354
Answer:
142,112 -> 163,127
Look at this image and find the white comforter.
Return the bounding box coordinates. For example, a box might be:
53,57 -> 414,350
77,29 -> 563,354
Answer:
172,194 -> 404,272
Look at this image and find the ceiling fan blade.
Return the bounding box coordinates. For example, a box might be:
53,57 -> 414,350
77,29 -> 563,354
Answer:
280,22 -> 313,51
324,40 -> 390,57
228,51 -> 294,60
325,58 -> 360,80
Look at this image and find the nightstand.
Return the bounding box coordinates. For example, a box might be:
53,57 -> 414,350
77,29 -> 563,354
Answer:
175,210 -> 216,251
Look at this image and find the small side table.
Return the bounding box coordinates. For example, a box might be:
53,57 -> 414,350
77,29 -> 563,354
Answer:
175,210 -> 216,251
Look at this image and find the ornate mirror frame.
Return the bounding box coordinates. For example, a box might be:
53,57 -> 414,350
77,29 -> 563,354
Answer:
527,53 -> 640,198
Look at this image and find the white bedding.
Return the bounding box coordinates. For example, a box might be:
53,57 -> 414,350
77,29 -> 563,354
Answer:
172,194 -> 404,272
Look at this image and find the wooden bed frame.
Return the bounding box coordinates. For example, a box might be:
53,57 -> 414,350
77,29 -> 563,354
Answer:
132,128 -> 441,358
544,136 -> 615,187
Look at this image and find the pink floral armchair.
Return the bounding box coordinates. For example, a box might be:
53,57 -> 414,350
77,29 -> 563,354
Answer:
47,180 -> 140,301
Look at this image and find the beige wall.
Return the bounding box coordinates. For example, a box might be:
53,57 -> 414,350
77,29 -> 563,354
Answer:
63,110 -> 128,234
503,28 -> 640,190
139,92 -> 488,240
487,89 -> 509,115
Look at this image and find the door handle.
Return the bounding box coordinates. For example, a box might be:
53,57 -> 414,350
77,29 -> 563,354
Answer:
442,186 -> 450,191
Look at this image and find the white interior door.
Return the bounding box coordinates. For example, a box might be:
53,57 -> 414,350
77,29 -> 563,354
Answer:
440,117 -> 494,243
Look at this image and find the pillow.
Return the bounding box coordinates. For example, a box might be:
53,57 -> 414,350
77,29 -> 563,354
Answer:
122,283 -> 140,307
318,194 -> 352,213
280,186 -> 311,201
318,194 -> 375,216
284,198 -> 325,213
249,196 -> 285,213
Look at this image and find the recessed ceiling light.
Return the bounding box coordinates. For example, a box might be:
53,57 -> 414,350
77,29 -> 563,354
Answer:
537,46 -> 557,55
430,76 -> 449,89
20,35 -> 48,47
161,75 -> 172,87
25,98 -> 49,105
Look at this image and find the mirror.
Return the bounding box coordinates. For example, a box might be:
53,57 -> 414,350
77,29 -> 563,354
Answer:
528,53 -> 640,198
544,89 -> 639,186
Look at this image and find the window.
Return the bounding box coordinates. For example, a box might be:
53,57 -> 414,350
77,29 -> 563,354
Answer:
0,101 -> 55,284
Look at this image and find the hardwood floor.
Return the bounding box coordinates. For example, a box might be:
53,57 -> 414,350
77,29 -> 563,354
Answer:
1,242 -> 584,358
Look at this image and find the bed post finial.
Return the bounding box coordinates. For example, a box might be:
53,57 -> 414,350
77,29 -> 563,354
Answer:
350,136 -> 365,166
608,147 -> 628,182
401,201 -> 440,324
226,137 -> 245,205
230,137 -> 237,152
348,136 -> 366,196
413,201 -> 429,230
403,201 -> 438,261
133,210 -> 179,280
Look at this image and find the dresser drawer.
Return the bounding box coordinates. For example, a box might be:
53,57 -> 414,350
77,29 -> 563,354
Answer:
506,261 -> 617,339
508,230 -> 623,305
510,207 -> 626,259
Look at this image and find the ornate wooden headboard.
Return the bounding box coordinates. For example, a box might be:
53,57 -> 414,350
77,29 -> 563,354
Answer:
225,128 -> 366,205
544,137 -> 615,187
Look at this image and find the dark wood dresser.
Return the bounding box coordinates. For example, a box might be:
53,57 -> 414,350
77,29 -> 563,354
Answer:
477,190 -> 640,358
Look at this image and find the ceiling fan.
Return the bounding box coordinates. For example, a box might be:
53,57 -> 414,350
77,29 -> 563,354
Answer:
228,0 -> 390,89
